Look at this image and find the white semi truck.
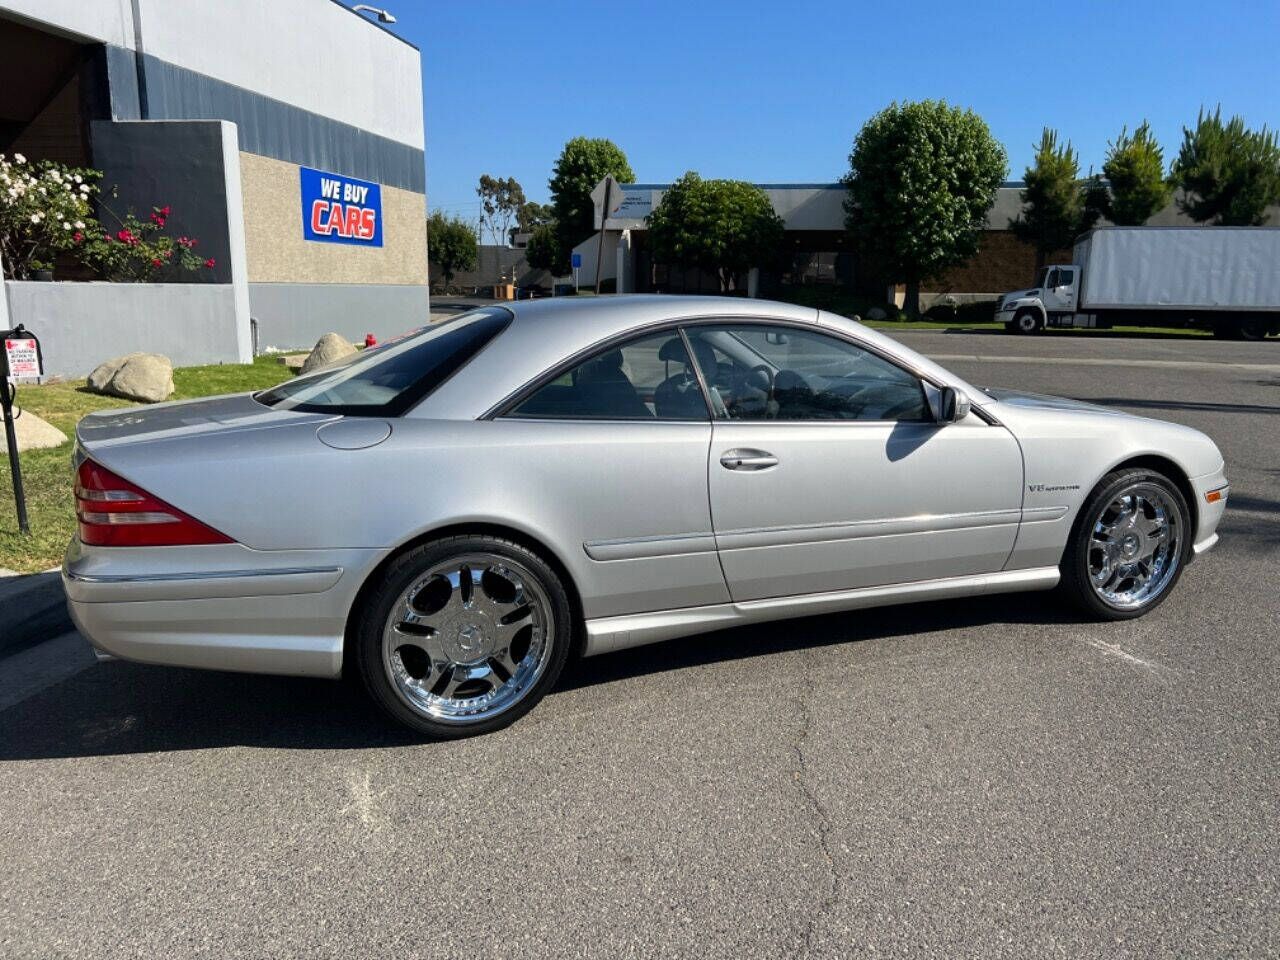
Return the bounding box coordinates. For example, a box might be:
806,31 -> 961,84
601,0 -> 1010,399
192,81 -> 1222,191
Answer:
994,226 -> 1280,340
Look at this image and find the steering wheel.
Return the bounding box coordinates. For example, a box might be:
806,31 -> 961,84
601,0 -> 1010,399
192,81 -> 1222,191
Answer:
877,397 -> 926,421
745,363 -> 774,398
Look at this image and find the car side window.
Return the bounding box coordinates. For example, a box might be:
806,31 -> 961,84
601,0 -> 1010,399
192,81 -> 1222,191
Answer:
684,324 -> 929,422
1057,268 -> 1074,286
507,331 -> 709,421
1045,268 -> 1060,288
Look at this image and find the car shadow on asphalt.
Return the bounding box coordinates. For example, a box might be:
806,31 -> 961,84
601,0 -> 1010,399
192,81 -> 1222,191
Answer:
0,592 -> 1092,761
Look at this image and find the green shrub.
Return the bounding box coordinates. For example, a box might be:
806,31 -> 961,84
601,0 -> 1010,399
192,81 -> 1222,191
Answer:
771,283 -> 904,321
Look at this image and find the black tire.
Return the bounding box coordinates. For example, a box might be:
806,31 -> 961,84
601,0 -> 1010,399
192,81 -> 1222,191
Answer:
356,534 -> 573,738
1059,468 -> 1192,621
1238,317 -> 1269,341
1011,309 -> 1042,334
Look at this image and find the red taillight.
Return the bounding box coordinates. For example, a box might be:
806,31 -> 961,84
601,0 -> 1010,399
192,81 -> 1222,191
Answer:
75,459 -> 234,547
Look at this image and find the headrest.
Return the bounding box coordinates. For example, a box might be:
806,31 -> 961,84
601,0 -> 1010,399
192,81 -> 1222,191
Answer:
594,349 -> 624,371
657,338 -> 687,362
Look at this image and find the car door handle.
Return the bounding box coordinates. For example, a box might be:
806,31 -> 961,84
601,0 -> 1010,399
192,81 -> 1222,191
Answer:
720,449 -> 778,471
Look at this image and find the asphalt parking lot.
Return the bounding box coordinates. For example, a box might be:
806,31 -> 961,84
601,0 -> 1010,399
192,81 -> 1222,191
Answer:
2,330 -> 1278,959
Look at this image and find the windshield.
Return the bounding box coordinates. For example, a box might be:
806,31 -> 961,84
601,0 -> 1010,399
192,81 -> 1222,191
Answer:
1033,268 -> 1049,288
255,307 -> 511,415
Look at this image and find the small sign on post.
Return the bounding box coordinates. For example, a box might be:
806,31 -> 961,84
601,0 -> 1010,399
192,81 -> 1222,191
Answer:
4,336 -> 41,378
571,252 -> 582,292
1,323 -> 41,535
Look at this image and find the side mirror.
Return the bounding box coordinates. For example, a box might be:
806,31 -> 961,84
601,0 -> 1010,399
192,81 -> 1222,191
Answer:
937,386 -> 970,424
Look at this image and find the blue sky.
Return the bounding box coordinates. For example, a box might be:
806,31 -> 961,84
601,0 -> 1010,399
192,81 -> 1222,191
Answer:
383,0 -> 1280,221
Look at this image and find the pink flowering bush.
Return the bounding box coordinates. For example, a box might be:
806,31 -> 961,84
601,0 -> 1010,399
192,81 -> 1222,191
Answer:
1,152 -> 215,283
78,203 -> 214,282
0,153 -> 97,278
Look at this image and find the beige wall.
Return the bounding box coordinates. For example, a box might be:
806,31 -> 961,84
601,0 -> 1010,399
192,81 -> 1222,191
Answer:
239,151 -> 427,285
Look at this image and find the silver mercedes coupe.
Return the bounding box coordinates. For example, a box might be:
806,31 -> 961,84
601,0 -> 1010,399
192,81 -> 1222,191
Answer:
64,296 -> 1228,737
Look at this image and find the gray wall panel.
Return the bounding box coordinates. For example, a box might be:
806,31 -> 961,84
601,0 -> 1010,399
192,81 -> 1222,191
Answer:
106,48 -> 426,194
4,281 -> 243,377
89,120 -> 233,283
250,283 -> 432,351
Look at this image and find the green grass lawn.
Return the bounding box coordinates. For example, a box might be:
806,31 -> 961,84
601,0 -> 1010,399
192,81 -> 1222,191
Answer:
0,355 -> 294,574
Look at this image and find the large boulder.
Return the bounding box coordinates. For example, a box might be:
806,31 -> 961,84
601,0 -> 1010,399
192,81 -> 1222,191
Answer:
4,410 -> 68,453
301,333 -> 357,374
87,352 -> 174,403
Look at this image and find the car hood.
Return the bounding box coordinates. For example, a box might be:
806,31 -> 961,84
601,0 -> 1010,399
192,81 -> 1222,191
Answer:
985,386 -> 1225,482
980,387 -> 1127,417
76,392 -> 333,450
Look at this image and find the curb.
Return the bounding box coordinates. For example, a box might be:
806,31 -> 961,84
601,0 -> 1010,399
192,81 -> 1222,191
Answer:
0,567 -> 73,658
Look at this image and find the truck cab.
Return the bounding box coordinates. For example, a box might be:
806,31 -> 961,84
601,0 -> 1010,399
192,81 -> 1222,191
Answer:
994,265 -> 1081,333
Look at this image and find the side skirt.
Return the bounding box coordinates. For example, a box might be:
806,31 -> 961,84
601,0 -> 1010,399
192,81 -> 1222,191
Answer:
582,566 -> 1061,656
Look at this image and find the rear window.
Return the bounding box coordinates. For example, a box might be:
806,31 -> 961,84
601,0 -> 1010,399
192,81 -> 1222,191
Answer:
255,308 -> 511,415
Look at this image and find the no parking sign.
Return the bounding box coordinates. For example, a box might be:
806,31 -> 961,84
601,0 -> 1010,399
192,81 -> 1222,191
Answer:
4,335 -> 41,379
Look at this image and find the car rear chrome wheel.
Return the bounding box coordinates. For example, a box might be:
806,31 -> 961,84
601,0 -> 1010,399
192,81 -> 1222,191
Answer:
382,555 -> 553,722
1087,484 -> 1182,610
1060,469 -> 1191,620
358,536 -> 572,737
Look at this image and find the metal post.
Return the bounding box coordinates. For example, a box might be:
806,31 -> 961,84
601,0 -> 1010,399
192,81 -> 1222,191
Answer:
0,250 -> 30,533
594,178 -> 612,294
1,373 -> 28,534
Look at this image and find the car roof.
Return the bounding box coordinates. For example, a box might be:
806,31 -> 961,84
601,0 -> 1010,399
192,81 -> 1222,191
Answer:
420,296 -> 819,419
418,294 -> 983,420
500,294 -> 818,340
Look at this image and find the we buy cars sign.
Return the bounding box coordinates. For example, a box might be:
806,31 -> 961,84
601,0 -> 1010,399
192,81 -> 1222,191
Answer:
300,167 -> 383,247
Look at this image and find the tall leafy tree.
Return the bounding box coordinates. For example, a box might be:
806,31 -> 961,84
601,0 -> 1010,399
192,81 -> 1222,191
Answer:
524,221 -> 566,275
427,210 -> 478,287
645,172 -> 785,293
1010,129 -> 1104,268
844,100 -> 1007,316
548,137 -> 634,256
511,200 -> 553,245
1170,107 -> 1280,225
1102,122 -> 1171,225
476,175 -> 525,248
516,200 -> 553,232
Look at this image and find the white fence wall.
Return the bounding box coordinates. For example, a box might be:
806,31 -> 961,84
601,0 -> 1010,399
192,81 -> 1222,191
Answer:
4,281 -> 250,378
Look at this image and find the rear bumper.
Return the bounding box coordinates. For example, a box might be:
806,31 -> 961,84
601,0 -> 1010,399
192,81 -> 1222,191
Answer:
63,539 -> 388,678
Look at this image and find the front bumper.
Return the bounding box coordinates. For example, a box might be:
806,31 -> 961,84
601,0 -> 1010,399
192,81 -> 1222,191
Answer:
1188,463 -> 1229,559
63,538 -> 388,678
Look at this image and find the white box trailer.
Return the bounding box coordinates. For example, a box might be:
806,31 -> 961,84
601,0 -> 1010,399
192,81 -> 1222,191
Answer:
994,227 -> 1280,340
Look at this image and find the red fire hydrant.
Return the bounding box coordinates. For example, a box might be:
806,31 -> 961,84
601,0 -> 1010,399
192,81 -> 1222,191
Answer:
364,333 -> 377,348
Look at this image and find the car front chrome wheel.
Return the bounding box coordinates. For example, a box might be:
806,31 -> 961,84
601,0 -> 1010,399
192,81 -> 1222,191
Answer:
1087,484 -> 1182,610
1061,469 -> 1191,620
381,554 -> 555,724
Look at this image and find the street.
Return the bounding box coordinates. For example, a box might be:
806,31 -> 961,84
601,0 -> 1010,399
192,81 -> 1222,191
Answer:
2,330 -> 1278,959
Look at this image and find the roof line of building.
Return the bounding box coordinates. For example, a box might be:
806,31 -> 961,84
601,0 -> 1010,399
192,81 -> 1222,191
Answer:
324,0 -> 419,51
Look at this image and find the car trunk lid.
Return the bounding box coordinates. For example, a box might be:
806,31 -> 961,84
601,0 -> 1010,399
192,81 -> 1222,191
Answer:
75,392 -> 335,451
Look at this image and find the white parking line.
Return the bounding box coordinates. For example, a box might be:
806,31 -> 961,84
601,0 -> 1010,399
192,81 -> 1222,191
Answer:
0,631 -> 97,712
1078,636 -> 1174,679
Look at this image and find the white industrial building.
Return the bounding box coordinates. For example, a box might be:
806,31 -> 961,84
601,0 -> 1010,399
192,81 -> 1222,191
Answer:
0,0 -> 428,375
